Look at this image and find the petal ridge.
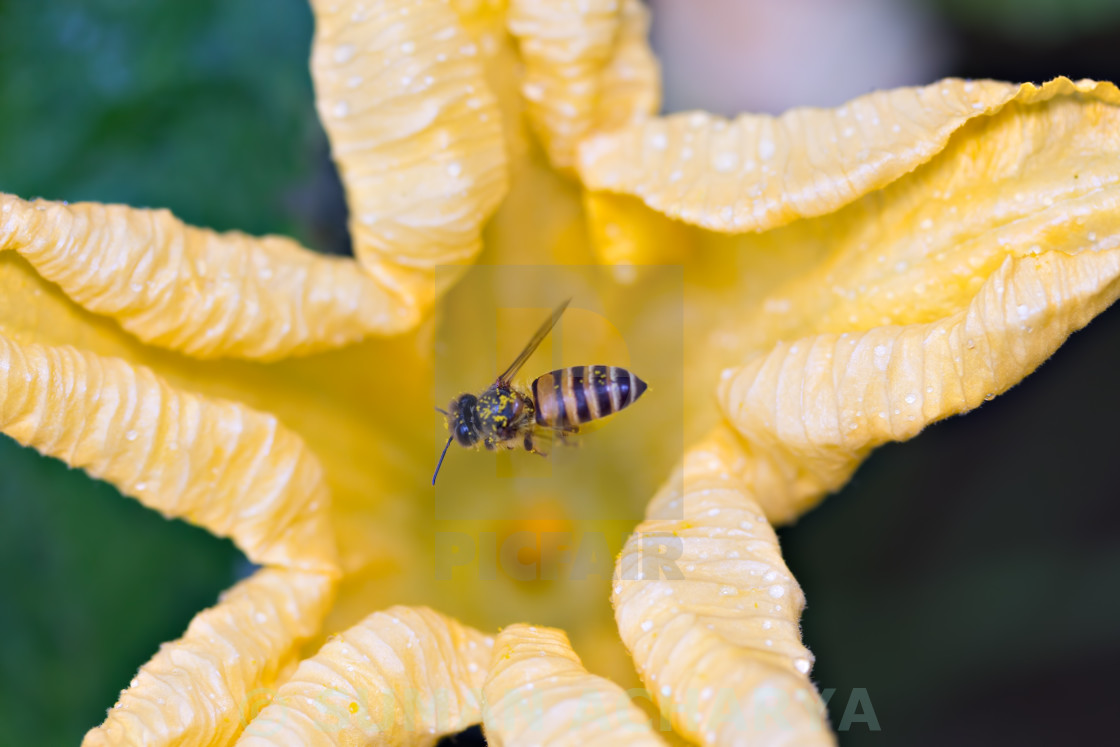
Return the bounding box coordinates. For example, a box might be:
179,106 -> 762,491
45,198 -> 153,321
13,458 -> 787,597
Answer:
482,623 -> 666,746
311,0 -> 509,297
83,569 -> 335,747
614,434 -> 833,746
0,195 -> 416,360
578,77 -> 1120,235
239,606 -> 491,745
0,333 -> 339,572
720,247 -> 1120,522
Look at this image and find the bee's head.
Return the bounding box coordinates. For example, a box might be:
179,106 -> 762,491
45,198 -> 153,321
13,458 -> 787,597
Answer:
448,394 -> 481,446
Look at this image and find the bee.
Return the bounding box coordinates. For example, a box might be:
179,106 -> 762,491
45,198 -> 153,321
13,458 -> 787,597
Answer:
433,299 -> 648,484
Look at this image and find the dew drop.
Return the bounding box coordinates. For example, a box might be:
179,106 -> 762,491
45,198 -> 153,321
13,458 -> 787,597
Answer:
523,82 -> 544,101
713,152 -> 737,172
333,44 -> 355,63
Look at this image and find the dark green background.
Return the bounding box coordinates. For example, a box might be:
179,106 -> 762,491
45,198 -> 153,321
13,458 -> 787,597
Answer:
1,1 -> 1118,745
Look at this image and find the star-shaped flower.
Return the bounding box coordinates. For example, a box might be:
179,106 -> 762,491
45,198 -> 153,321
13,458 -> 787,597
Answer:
3,1 -> 1120,745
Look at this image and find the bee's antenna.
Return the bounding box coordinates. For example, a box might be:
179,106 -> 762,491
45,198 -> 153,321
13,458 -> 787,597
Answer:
432,435 -> 454,485
434,407 -> 449,416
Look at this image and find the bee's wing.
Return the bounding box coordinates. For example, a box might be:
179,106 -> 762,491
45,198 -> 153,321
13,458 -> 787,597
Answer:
525,422 -> 580,456
495,298 -> 570,387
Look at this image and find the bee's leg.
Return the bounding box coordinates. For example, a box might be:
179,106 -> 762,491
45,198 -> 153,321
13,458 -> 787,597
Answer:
524,430 -> 549,457
557,426 -> 580,447
483,437 -> 496,451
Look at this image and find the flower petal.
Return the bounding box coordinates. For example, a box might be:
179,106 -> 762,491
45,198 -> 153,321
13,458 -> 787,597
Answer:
614,433 -> 832,746
2,0 -> 511,361
482,623 -> 666,746
0,195 -> 415,360
0,333 -> 338,572
595,0 -> 661,133
507,0 -> 660,173
83,568 -> 335,747
583,191 -> 691,273
579,75 -> 1120,439
310,0 -> 508,290
507,0 -> 621,171
238,606 -> 491,745
577,77 -> 1120,234
719,245 -> 1120,522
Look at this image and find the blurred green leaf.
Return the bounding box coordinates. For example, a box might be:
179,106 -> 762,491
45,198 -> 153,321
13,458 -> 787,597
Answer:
0,0 -> 323,237
0,1 -> 323,744
0,437 -> 244,746
934,0 -> 1120,43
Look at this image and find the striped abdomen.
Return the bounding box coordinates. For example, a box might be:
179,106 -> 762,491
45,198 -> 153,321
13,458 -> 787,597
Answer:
531,365 -> 647,428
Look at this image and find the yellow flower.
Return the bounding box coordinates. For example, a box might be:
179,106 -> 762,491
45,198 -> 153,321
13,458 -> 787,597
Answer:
2,0 -> 1120,744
